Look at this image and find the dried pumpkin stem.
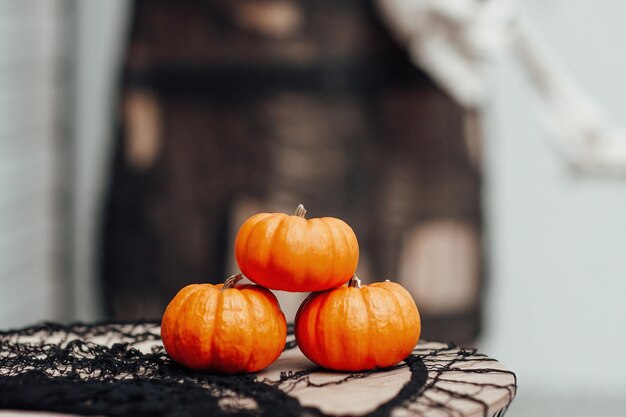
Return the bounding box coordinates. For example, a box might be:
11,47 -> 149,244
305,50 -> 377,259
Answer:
223,274 -> 243,290
294,204 -> 307,218
348,275 -> 362,289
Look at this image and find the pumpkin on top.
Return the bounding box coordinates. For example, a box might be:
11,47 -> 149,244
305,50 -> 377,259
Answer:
235,204 -> 359,292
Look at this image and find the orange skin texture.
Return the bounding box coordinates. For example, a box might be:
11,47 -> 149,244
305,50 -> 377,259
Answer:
235,213 -> 359,292
161,283 -> 287,374
294,281 -> 421,371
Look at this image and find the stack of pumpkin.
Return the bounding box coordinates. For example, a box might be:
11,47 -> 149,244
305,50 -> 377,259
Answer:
161,205 -> 421,374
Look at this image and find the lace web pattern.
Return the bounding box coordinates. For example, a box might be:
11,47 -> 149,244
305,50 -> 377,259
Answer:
0,321 -> 516,416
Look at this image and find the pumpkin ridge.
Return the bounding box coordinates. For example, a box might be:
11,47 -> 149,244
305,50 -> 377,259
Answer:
358,286 -> 377,370
266,214 -> 290,289
323,289 -> 348,368
381,284 -> 408,363
209,286 -> 225,371
313,291 -> 333,368
237,289 -> 255,373
171,285 -> 204,366
387,285 -> 410,332
325,289 -> 345,368
327,217 -> 358,287
398,286 -> 420,348
341,286 -> 362,370
235,214 -> 265,268
241,214 -> 281,284
317,218 -> 337,290
286,216 -> 310,290
193,285 -> 218,369
385,283 -> 420,358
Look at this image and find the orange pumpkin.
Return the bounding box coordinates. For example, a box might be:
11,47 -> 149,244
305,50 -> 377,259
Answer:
161,274 -> 286,373
295,276 -> 421,371
235,204 -> 359,292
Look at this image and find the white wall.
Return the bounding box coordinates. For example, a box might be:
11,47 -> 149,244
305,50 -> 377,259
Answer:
0,0 -> 130,327
71,0 -> 129,321
0,0 -> 67,328
483,0 -> 626,414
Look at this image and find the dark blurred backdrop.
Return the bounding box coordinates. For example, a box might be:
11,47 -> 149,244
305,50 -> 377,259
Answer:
101,0 -> 483,344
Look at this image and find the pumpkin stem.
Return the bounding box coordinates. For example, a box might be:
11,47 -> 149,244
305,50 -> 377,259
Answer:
348,275 -> 362,289
294,204 -> 307,218
223,274 -> 243,290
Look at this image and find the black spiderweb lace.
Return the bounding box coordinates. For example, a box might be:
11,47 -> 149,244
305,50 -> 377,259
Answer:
0,321 -> 516,416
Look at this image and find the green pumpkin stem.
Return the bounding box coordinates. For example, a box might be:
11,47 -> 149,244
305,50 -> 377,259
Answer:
348,275 -> 362,289
223,274 -> 243,290
295,204 -> 307,218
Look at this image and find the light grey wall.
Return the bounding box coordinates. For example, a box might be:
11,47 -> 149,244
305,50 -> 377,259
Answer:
0,0 -> 67,328
482,0 -> 626,413
70,0 -> 130,320
0,0 -> 130,328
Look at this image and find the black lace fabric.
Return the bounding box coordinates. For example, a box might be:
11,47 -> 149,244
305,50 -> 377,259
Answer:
0,322 -> 516,417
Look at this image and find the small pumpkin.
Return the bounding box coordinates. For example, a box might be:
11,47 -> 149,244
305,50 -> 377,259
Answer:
161,274 -> 286,373
295,276 -> 421,371
235,204 -> 359,292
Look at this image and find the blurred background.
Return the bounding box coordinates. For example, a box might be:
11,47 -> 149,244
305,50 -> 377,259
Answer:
1,0 -> 625,416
